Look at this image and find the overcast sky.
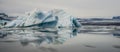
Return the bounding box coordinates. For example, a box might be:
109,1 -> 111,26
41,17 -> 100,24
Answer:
0,0 -> 120,17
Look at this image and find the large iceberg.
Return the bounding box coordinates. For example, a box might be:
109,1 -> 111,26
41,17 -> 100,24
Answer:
5,9 -> 81,28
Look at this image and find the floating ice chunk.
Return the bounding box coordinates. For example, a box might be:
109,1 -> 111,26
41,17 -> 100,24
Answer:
5,9 -> 81,28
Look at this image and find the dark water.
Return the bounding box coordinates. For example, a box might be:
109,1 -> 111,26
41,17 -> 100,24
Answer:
0,26 -> 120,52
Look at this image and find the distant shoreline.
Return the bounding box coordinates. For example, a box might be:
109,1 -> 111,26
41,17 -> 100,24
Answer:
80,22 -> 120,26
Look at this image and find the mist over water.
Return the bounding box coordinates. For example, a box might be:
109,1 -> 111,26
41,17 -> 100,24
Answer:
0,26 -> 120,52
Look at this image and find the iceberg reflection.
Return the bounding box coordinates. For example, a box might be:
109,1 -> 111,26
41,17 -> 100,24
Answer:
0,27 -> 79,47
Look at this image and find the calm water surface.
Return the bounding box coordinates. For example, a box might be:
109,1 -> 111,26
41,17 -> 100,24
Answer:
0,26 -> 120,52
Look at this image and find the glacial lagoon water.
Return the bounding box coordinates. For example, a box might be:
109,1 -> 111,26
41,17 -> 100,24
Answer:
0,26 -> 120,52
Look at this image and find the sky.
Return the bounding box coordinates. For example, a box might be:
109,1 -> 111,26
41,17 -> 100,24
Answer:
0,0 -> 120,17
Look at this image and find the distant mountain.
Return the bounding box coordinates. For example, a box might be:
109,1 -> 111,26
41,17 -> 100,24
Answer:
77,17 -> 120,26
0,13 -> 17,21
113,16 -> 120,19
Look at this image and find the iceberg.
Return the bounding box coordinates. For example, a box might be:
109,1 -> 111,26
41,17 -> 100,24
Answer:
5,9 -> 81,28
